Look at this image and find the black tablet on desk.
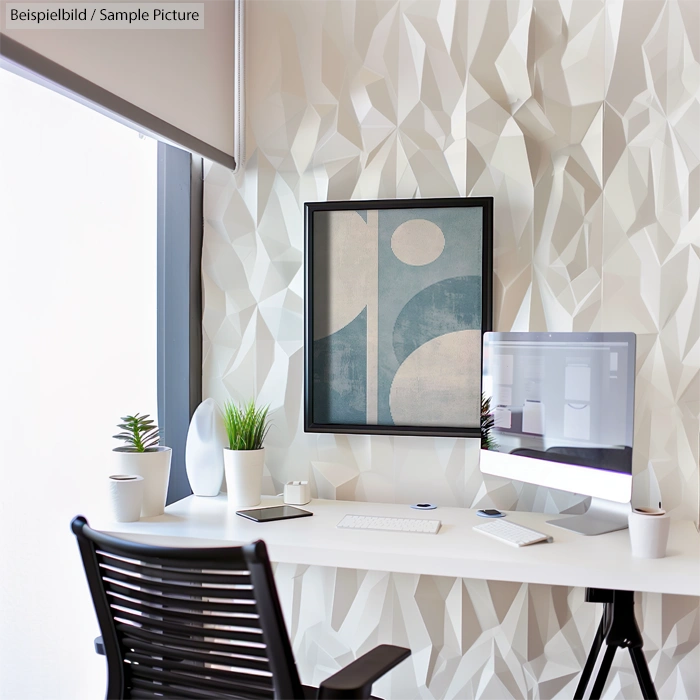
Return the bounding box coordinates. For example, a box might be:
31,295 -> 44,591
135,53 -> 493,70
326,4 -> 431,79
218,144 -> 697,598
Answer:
236,506 -> 313,523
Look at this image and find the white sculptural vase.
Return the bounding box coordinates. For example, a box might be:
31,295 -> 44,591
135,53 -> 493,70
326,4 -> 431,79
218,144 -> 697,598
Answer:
113,446 -> 172,518
223,448 -> 264,509
185,398 -> 227,496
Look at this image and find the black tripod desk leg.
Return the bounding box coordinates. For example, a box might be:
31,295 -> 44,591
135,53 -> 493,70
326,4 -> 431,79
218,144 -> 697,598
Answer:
590,645 -> 617,699
574,610 -> 609,700
629,646 -> 659,700
577,588 -> 658,700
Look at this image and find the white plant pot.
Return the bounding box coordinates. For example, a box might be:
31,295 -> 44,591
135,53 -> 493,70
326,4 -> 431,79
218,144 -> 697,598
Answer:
113,446 -> 172,517
223,448 -> 264,509
185,398 -> 226,496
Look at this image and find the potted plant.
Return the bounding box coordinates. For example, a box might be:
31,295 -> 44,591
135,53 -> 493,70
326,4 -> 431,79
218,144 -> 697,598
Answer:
113,413 -> 171,517
481,394 -> 497,451
222,399 -> 271,509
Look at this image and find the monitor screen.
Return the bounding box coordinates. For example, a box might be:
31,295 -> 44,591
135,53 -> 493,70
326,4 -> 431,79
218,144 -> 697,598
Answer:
482,332 -> 636,475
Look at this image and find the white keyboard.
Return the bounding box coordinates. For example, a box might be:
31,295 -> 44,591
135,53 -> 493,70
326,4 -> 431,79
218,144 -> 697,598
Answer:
337,514 -> 441,535
473,519 -> 552,547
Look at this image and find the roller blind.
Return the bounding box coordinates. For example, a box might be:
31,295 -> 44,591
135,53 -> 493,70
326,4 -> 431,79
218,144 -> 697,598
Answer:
0,0 -> 241,169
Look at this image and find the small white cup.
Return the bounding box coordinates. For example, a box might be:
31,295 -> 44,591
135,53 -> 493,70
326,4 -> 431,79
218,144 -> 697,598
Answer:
628,507 -> 670,559
109,474 -> 144,522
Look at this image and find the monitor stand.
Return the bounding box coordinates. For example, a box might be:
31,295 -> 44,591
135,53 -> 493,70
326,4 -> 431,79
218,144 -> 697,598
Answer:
546,498 -> 631,536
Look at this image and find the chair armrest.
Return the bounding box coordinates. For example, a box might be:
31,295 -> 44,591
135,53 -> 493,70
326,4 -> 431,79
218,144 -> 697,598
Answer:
318,644 -> 410,699
94,636 -> 105,656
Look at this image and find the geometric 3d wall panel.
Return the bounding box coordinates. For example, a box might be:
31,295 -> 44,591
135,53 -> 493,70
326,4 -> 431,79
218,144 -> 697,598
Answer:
203,0 -> 700,696
273,565 -> 700,700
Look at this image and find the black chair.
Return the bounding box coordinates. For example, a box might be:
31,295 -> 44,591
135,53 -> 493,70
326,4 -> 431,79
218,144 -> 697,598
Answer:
72,516 -> 410,700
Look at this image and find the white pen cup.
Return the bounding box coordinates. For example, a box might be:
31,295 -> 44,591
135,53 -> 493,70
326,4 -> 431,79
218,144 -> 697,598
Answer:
628,507 -> 670,559
109,474 -> 144,522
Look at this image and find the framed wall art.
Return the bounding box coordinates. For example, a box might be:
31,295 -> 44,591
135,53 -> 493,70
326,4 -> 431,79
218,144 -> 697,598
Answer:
304,197 -> 493,438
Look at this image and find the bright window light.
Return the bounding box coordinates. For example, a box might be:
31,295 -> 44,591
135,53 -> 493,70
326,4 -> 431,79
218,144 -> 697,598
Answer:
0,66 -> 157,699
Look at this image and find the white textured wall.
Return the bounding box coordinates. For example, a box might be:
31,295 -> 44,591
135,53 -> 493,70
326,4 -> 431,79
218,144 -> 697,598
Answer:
202,0 -> 699,697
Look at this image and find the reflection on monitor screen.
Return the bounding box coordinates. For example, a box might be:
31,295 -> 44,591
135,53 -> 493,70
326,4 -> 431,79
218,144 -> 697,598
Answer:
482,332 -> 636,475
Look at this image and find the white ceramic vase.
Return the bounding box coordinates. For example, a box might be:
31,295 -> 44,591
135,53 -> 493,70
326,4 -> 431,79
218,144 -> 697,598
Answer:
113,446 -> 172,517
185,398 -> 226,496
223,448 -> 264,509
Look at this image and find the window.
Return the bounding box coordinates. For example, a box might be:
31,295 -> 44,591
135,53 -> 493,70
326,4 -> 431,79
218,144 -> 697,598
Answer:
0,35 -> 205,700
0,65 -> 158,698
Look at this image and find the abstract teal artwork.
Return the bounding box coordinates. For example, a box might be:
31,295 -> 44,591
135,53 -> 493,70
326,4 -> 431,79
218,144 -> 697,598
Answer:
305,198 -> 493,437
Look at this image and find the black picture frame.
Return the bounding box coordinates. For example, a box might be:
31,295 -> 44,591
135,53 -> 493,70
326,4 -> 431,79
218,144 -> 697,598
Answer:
304,197 -> 493,439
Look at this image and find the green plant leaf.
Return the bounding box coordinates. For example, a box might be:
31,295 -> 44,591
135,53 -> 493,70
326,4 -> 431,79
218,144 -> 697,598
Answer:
114,413 -> 161,452
480,393 -> 498,451
222,398 -> 271,451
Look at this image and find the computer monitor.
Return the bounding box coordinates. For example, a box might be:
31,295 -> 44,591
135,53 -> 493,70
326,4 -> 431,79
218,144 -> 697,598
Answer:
480,332 -> 636,535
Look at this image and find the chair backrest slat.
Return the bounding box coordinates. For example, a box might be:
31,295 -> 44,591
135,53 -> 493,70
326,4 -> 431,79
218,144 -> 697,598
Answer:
128,675 -> 270,699
117,623 -> 265,650
72,516 -> 304,700
111,606 -> 263,642
108,595 -> 257,630
123,635 -> 269,666
103,577 -> 260,616
99,554 -> 253,585
124,652 -> 274,690
101,567 -> 256,599
122,663 -> 273,698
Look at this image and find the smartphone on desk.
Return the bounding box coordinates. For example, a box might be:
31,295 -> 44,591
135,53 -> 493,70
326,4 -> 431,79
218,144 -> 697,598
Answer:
236,505 -> 313,523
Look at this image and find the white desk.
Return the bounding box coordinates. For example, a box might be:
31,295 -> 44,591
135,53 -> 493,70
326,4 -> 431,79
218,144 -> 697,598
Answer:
92,495 -> 700,597
91,495 -> 699,698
